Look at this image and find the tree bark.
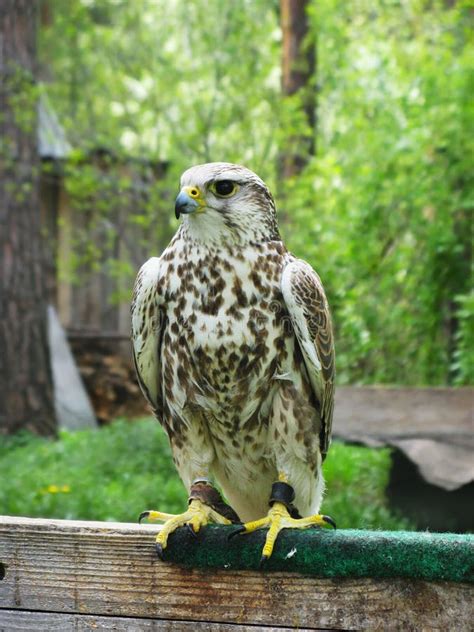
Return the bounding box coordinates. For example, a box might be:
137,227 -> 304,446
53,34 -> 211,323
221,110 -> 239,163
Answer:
0,0 -> 56,436
280,0 -> 316,177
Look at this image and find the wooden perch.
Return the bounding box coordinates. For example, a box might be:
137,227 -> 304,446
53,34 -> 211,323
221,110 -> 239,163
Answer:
1,516 -> 473,630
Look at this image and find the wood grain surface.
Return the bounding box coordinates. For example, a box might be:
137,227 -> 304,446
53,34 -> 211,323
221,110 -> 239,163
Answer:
333,386 -> 473,442
0,610 -> 317,632
333,386 -> 474,490
1,516 -> 472,631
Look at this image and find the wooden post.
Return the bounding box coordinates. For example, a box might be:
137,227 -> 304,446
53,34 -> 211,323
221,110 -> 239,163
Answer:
0,516 -> 472,630
280,0 -> 316,177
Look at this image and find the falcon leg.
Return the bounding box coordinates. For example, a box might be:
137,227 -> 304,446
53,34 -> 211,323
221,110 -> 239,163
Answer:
139,479 -> 241,559
230,476 -> 335,564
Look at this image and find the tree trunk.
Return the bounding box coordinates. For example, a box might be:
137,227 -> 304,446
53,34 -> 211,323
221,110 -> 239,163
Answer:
280,0 -> 316,178
0,0 -> 56,436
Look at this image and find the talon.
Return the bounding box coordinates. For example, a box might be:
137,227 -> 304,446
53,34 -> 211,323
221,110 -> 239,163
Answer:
186,523 -> 198,538
259,554 -> 269,568
155,542 -> 165,560
228,525 -> 246,540
322,515 -> 336,529
236,494 -> 337,562
139,511 -> 150,524
143,498 -> 231,556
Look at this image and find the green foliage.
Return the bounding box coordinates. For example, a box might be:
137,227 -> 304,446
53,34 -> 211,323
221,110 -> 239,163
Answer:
323,442 -> 412,530
39,0 -> 472,384
452,291 -> 474,384
0,420 -> 186,521
0,419 -> 412,530
286,0 -> 473,385
41,0 -> 281,171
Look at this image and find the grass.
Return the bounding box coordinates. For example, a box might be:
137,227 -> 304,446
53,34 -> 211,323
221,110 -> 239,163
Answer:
0,418 -> 414,530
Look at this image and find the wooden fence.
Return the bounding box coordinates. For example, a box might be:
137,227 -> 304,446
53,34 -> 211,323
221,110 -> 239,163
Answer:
1,516 -> 472,630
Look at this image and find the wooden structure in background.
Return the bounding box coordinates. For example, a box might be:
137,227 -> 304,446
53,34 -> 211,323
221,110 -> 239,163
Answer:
38,100 -> 169,342
1,516 -> 472,631
38,95 -> 71,306
334,386 -> 474,491
334,386 -> 474,531
55,151 -> 168,340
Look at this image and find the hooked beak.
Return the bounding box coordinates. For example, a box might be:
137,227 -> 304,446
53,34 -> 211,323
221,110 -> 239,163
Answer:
175,186 -> 205,219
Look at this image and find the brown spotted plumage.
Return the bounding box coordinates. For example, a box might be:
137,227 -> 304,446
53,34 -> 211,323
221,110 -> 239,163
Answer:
132,163 -> 335,557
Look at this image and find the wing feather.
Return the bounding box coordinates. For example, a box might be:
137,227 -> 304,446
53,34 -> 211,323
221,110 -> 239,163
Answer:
131,257 -> 165,418
281,259 -> 335,457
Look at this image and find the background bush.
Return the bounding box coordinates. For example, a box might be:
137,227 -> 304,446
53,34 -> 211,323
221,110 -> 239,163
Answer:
41,0 -> 473,386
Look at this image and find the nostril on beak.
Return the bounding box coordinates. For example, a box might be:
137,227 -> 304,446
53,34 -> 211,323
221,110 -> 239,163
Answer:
175,190 -> 200,219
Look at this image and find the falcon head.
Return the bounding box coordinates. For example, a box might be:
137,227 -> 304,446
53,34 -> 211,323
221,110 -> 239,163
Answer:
175,162 -> 280,244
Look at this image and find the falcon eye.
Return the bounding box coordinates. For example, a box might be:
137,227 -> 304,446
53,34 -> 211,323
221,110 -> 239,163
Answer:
213,180 -> 237,197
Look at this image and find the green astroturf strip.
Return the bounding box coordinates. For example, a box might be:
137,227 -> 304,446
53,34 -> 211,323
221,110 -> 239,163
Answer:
162,526 -> 474,583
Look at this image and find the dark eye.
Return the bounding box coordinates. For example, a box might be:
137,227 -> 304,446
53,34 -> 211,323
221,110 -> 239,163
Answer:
214,180 -> 236,197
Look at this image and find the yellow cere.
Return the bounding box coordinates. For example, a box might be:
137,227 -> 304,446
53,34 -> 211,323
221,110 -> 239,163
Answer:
182,185 -> 206,209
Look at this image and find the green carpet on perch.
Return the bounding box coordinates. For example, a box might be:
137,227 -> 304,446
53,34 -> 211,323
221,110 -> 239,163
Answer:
162,526 -> 474,583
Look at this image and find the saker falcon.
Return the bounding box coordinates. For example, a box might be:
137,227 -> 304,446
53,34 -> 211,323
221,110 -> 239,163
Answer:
133,162 -> 335,562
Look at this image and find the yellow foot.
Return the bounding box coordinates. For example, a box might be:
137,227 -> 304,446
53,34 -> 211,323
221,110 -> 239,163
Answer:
139,499 -> 232,559
229,502 -> 336,565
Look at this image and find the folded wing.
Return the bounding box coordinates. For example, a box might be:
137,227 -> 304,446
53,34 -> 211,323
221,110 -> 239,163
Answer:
281,259 -> 335,458
131,257 -> 165,418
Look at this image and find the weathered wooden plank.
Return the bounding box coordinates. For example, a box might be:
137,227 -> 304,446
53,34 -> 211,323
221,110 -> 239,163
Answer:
0,517 -> 472,631
0,610 -> 313,632
333,386 -> 474,490
333,386 -> 473,442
